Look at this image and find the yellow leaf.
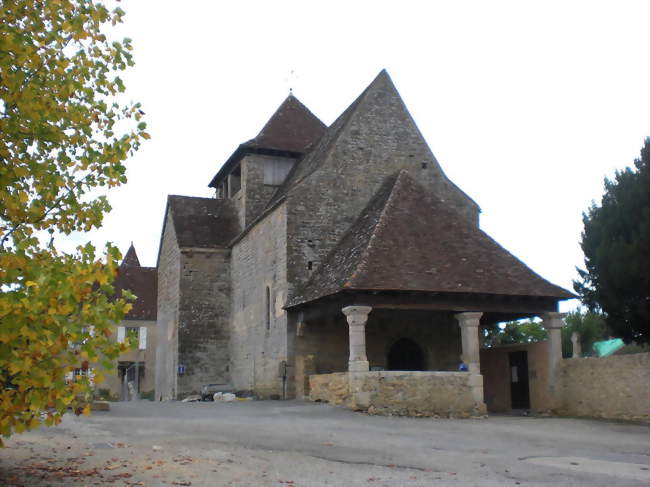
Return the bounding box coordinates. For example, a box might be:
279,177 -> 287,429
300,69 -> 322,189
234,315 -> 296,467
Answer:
25,281 -> 37,287
82,405 -> 91,416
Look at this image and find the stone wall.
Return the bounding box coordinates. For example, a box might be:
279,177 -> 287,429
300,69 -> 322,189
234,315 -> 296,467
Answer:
230,204 -> 289,398
155,212 -> 180,401
480,342 -> 553,413
557,353 -> 650,422
177,248 -> 231,396
241,154 -> 292,228
309,371 -> 485,417
309,372 -> 349,405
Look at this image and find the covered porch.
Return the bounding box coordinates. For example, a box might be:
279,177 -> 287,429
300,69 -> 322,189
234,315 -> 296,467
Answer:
290,292 -> 567,417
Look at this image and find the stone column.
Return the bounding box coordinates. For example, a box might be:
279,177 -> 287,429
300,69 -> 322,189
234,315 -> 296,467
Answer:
455,312 -> 486,414
541,312 -> 567,370
571,332 -> 581,358
541,312 -> 567,406
342,306 -> 372,409
455,312 -> 483,374
342,306 -> 372,373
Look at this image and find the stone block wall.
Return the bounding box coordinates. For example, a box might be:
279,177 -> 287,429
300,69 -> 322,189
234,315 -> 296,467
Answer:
309,371 -> 485,417
155,212 -> 181,401
557,353 -> 650,422
176,249 -> 231,396
230,204 -> 289,398
241,154 -> 291,227
309,372 -> 350,405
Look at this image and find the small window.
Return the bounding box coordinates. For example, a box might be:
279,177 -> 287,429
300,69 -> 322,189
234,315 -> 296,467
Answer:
264,159 -> 294,186
265,286 -> 271,330
228,166 -> 241,197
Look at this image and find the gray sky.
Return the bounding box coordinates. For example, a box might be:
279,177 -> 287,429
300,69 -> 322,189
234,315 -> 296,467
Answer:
76,0 -> 649,312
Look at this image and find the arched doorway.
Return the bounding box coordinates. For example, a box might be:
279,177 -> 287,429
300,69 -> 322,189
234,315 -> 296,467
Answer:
387,338 -> 426,371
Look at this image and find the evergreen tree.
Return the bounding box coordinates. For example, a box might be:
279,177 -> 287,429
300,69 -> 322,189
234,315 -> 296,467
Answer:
574,139 -> 650,343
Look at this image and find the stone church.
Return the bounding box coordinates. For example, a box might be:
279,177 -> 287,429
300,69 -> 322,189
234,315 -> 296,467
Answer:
151,70 -> 573,414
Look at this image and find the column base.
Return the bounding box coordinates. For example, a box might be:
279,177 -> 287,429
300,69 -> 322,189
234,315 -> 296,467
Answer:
348,360 -> 369,372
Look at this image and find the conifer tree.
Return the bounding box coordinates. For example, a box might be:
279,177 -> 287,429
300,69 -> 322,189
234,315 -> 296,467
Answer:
574,139 -> 650,343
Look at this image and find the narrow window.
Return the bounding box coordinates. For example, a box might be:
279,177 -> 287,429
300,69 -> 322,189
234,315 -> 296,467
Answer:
307,261 -> 313,270
421,162 -> 427,169
265,286 -> 271,330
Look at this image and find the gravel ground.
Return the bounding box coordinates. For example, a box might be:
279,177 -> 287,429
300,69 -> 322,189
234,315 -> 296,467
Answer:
0,400 -> 649,486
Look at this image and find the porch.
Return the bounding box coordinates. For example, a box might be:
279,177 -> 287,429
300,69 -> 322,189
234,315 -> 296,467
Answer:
291,299 -> 567,417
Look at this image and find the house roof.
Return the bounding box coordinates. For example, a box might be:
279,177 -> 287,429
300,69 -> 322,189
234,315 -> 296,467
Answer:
114,245 -> 157,320
208,95 -> 326,188
167,195 -> 240,248
288,171 -> 575,308
247,94 -> 326,153
121,243 -> 140,267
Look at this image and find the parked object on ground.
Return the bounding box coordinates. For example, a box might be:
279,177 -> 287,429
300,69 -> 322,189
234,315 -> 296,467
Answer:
181,394 -> 201,403
213,392 -> 236,402
200,383 -> 232,401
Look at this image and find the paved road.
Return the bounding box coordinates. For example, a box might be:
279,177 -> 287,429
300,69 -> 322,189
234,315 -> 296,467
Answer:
1,400 -> 649,486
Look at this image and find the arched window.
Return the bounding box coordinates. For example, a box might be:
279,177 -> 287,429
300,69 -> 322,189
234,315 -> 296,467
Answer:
265,286 -> 271,330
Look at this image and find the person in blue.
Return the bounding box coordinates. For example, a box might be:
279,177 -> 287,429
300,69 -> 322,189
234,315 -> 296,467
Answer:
458,357 -> 469,372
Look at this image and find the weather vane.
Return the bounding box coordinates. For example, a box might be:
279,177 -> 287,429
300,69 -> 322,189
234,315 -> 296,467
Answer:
284,69 -> 299,95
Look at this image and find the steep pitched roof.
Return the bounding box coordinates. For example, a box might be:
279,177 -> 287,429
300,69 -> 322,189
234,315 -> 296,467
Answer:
166,195 -> 240,248
114,246 -> 157,321
288,171 -> 574,307
247,94 -> 326,153
122,243 -> 140,267
208,95 -> 326,188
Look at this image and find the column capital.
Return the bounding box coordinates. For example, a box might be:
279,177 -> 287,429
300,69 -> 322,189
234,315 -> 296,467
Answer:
455,312 -> 483,327
541,312 -> 567,329
342,306 -> 372,325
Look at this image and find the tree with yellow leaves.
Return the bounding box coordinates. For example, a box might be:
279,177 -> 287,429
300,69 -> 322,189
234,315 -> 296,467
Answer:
0,1 -> 147,443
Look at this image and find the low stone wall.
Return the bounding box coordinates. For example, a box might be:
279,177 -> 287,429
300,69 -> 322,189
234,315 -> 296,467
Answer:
309,373 -> 350,405
309,371 -> 485,417
558,353 -> 650,422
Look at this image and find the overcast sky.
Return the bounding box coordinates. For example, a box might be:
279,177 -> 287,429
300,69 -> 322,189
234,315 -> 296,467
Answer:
75,0 -> 649,312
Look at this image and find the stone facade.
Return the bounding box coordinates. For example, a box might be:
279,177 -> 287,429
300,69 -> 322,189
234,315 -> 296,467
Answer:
557,353 -> 650,422
156,212 -> 181,400
177,248 -> 230,395
230,204 -> 289,398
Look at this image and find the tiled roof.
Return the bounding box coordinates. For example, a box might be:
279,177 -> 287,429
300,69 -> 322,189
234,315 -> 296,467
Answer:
167,195 -> 240,248
208,95 -> 326,188
245,94 -> 326,153
288,171 -> 574,307
121,243 -> 140,267
114,246 -> 157,321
